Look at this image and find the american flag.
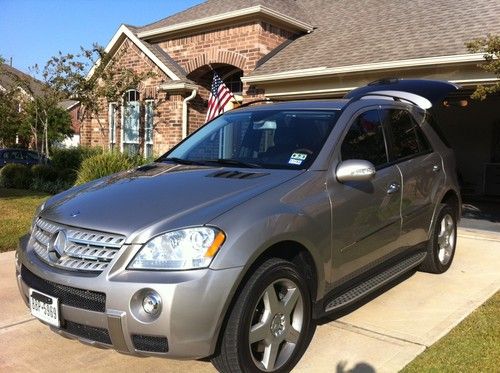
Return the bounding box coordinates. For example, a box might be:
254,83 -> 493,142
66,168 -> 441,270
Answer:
205,71 -> 235,122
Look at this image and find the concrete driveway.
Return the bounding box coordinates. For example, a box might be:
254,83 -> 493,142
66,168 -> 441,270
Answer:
1,228 -> 498,372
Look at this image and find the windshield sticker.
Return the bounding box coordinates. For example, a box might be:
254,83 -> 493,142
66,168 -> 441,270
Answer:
288,153 -> 308,165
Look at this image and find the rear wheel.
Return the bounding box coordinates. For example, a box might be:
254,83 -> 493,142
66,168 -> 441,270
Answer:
211,258 -> 314,372
419,204 -> 457,274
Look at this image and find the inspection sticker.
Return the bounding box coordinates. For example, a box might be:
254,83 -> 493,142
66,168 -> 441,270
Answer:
288,153 -> 308,165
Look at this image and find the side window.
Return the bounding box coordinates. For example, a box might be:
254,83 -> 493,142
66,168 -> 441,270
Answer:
25,152 -> 37,161
2,151 -> 10,160
341,109 -> 388,167
382,109 -> 432,161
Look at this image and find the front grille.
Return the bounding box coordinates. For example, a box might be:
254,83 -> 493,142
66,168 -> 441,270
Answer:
21,265 -> 106,312
132,334 -> 169,353
32,218 -> 125,273
64,321 -> 111,345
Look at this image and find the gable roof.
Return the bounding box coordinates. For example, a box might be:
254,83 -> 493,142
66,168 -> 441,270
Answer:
137,0 -> 313,39
247,0 -> 500,80
0,63 -> 46,97
87,25 -> 188,81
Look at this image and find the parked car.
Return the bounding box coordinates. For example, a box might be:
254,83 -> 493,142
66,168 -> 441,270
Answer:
16,79 -> 461,373
0,148 -> 50,168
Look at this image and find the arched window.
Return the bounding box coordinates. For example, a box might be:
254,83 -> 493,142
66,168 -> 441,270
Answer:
122,89 -> 140,155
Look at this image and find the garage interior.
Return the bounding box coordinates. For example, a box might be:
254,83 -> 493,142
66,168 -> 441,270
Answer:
435,90 -> 500,231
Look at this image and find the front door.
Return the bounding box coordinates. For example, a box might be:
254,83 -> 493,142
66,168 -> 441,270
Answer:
328,108 -> 402,283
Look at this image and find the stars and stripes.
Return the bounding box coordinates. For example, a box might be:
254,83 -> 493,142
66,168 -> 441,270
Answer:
205,71 -> 235,122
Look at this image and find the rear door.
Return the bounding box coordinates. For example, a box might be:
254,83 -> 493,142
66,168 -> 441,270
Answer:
381,107 -> 444,247
329,108 -> 402,282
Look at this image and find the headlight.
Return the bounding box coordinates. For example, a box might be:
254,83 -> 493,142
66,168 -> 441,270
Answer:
128,227 -> 225,270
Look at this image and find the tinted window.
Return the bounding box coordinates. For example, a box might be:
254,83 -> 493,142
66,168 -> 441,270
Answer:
2,151 -> 10,160
25,152 -> 40,161
341,110 -> 388,167
10,151 -> 24,160
425,112 -> 451,148
382,109 -> 432,160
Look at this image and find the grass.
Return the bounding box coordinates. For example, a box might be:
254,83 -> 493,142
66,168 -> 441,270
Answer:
0,188 -> 50,253
402,291 -> 500,373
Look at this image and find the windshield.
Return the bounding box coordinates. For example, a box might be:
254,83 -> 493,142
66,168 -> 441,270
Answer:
160,109 -> 339,169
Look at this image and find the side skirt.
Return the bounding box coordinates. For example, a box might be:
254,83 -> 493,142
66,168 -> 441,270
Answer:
314,246 -> 427,318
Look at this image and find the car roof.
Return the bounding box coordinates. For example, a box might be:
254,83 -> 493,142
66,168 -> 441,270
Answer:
0,148 -> 37,152
231,99 -> 349,113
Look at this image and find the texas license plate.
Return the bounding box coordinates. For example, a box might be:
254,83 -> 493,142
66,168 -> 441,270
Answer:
29,289 -> 60,328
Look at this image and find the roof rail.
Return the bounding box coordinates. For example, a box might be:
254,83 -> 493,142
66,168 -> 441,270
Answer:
347,90 -> 432,109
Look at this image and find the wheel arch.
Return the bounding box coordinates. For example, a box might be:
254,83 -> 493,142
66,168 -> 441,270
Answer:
427,188 -> 461,241
209,240 -> 319,357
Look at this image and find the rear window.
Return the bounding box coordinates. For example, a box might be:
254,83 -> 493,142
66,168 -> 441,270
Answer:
425,112 -> 451,148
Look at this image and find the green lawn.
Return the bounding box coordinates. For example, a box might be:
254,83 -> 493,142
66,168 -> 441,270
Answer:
0,188 -> 50,252
402,291 -> 500,373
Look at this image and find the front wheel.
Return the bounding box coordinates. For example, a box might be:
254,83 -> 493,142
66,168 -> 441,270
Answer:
211,258 -> 314,373
419,204 -> 457,274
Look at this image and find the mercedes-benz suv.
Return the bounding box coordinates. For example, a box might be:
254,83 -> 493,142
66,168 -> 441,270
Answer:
16,79 -> 461,372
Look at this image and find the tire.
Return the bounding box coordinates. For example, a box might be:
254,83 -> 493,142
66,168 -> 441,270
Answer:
419,204 -> 457,274
211,258 -> 314,373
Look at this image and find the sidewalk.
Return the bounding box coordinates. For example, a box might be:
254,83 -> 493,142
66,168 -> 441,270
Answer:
0,228 -> 498,372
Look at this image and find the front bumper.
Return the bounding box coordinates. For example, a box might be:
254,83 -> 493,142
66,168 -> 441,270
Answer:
16,234 -> 242,359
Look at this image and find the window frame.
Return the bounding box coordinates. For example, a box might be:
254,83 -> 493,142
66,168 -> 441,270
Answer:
108,102 -> 117,150
339,107 -> 391,170
144,99 -> 154,158
121,89 -> 140,155
381,107 -> 434,165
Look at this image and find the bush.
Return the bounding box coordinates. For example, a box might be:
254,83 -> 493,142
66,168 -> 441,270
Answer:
75,151 -> 146,185
0,164 -> 32,188
51,147 -> 103,173
31,164 -> 59,182
30,178 -> 73,194
29,164 -> 72,194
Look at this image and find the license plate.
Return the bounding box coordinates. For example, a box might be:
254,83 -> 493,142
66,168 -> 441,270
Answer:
29,289 -> 60,328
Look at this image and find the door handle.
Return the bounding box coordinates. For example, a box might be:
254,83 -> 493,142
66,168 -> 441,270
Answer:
387,182 -> 400,194
432,165 -> 441,172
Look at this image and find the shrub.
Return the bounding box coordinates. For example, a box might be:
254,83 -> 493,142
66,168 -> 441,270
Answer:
51,147 -> 103,173
31,164 -> 59,182
75,151 -> 146,185
30,178 -> 73,194
0,164 -> 32,189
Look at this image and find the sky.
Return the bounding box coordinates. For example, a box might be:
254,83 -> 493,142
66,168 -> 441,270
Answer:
0,0 -> 204,77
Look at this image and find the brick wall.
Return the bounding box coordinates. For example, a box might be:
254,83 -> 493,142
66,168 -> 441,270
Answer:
158,20 -> 295,136
82,19 -> 296,154
81,38 -> 187,154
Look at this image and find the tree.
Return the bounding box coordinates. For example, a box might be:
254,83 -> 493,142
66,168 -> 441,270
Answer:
41,44 -> 155,141
466,34 -> 500,100
0,55 -> 73,154
0,90 -> 25,147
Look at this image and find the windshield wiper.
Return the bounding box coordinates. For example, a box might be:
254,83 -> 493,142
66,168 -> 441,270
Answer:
207,159 -> 262,168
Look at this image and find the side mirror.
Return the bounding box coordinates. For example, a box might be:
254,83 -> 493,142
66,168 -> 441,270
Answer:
336,159 -> 376,183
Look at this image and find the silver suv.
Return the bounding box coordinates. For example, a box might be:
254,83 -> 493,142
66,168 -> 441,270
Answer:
16,79 -> 461,372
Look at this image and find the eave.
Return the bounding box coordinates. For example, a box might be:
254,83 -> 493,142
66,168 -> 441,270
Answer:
137,5 -> 314,40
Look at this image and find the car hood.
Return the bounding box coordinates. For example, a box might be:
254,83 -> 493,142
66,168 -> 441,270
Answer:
41,162 -> 302,243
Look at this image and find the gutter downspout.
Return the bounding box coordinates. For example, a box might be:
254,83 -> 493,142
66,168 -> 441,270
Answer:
182,89 -> 197,139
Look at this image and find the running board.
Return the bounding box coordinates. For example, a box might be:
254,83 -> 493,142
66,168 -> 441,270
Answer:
324,251 -> 426,314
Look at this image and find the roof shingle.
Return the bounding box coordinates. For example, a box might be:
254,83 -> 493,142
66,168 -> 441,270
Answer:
251,0 -> 500,76
138,0 -> 311,33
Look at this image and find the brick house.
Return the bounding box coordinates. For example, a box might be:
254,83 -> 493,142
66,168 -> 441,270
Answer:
84,0 -> 500,196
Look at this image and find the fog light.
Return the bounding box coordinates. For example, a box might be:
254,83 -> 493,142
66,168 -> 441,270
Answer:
142,292 -> 161,315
